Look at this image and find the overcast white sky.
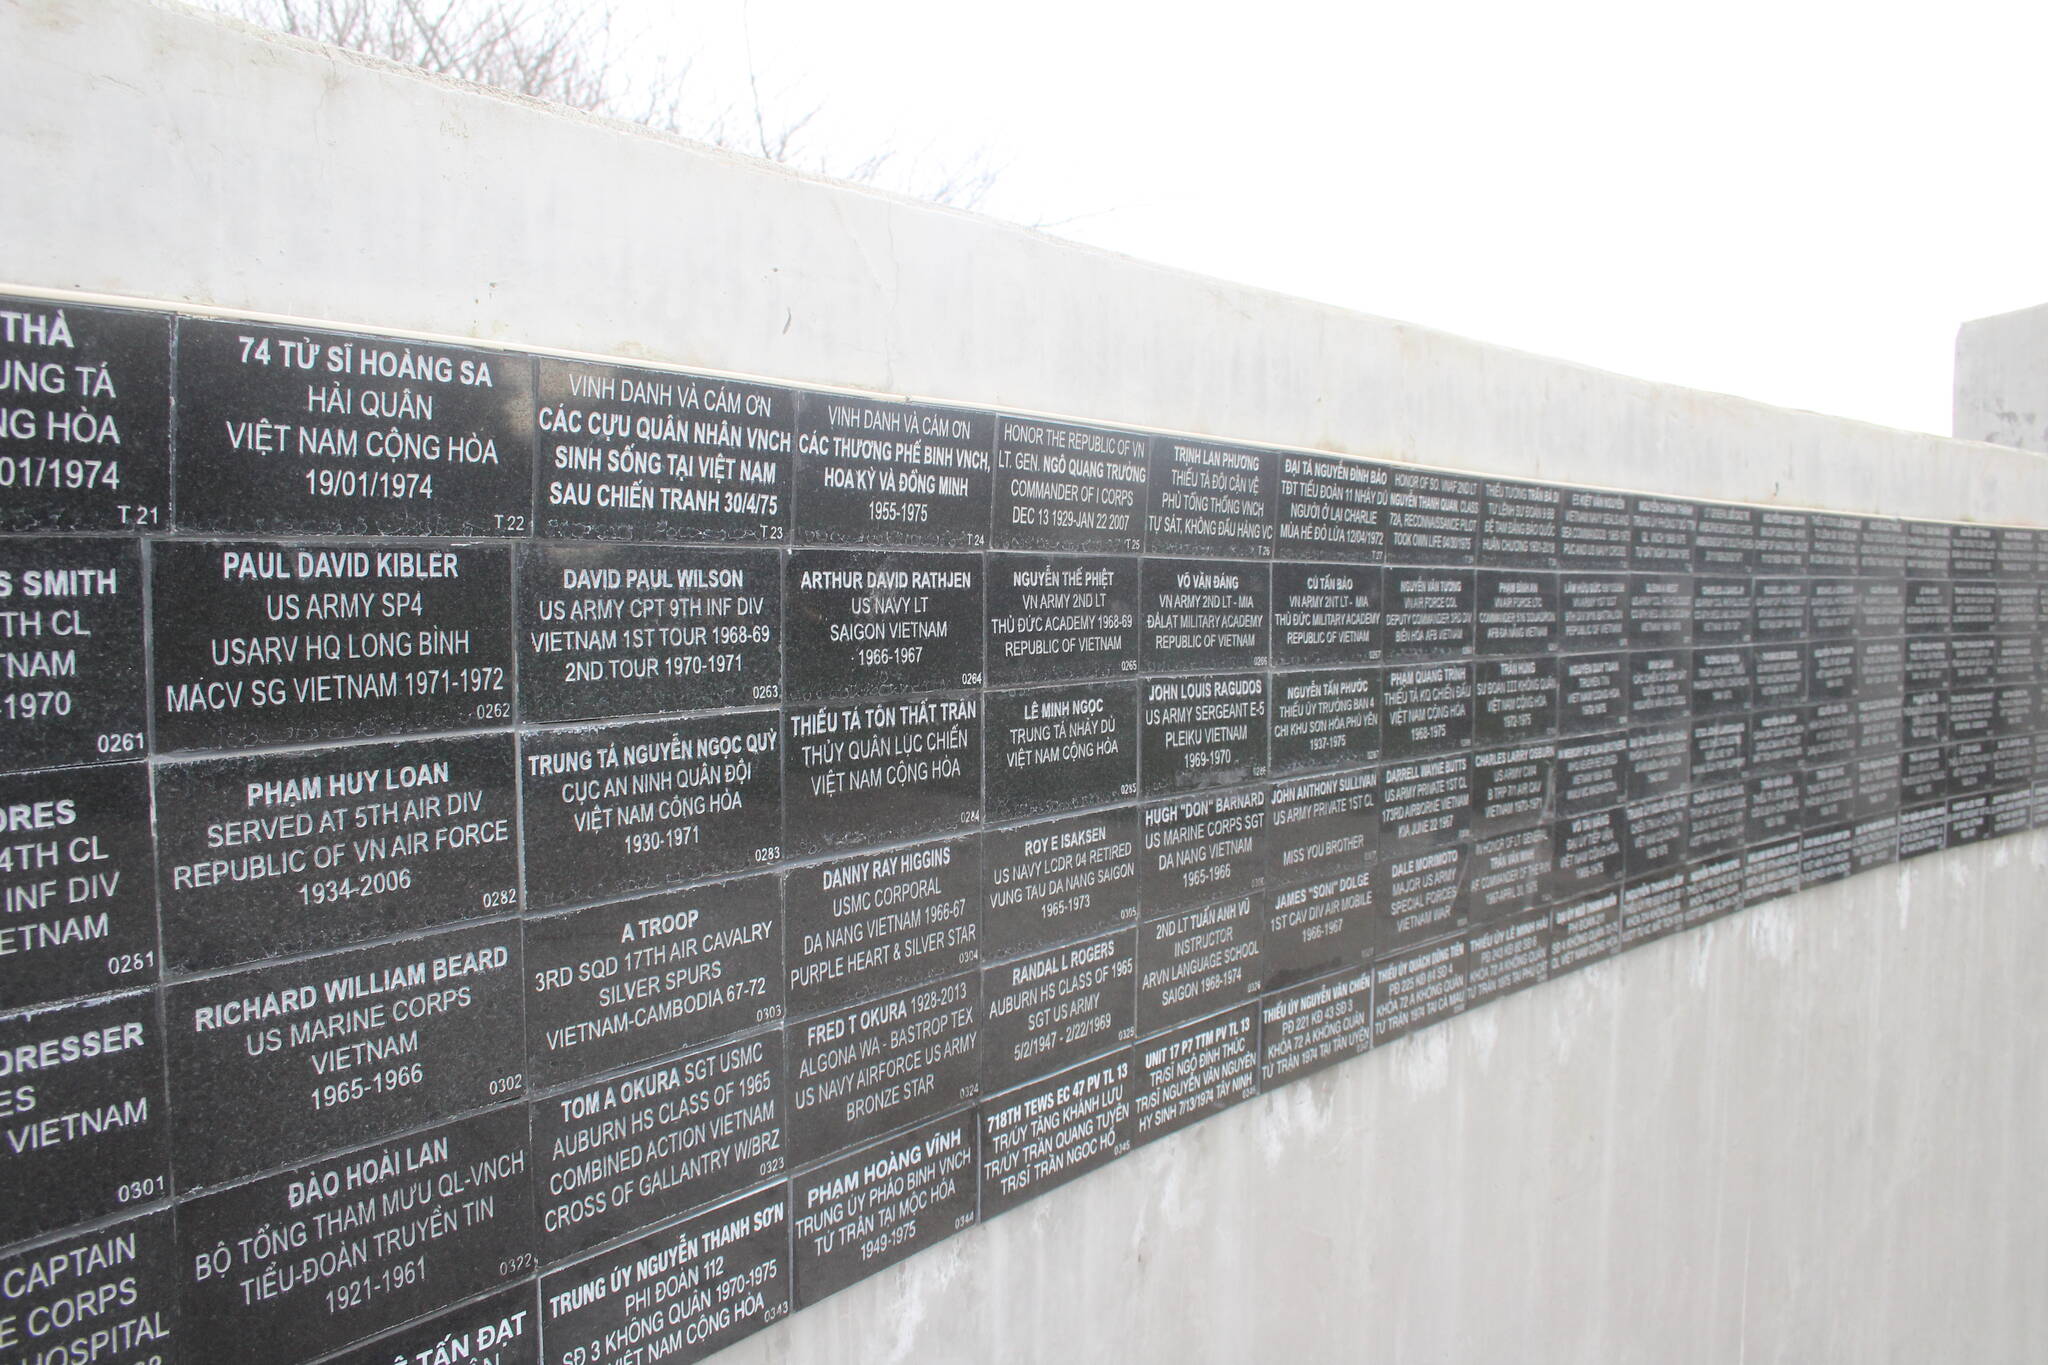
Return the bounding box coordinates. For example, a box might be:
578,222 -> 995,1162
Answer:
606,0 -> 2048,435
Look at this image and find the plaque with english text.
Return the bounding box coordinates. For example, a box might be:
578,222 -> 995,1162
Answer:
984,552 -> 1140,685
1271,562 -> 1381,666
0,1207 -> 181,1365
1132,1002 -> 1258,1146
1139,673 -> 1267,794
0,761 -> 155,1010
786,973 -> 979,1164
786,548 -> 983,702
980,929 -> 1136,1094
785,836 -> 980,1019
992,417 -> 1147,553
981,807 -> 1141,961
0,536 -> 145,773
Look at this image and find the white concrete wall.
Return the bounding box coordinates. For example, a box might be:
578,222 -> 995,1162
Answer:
1956,302 -> 2048,453
6,2 -> 2048,1359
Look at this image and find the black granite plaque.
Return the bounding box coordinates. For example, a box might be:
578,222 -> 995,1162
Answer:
1553,732 -> 1627,816
1691,576 -> 1754,645
1382,661 -> 1474,760
522,711 -> 782,909
538,1182 -> 789,1365
1385,468 -> 1480,565
1900,746 -> 1948,808
991,417 -> 1147,553
1271,562 -> 1381,666
1750,707 -> 1808,773
518,542 -> 781,721
1859,578 -> 1905,637
0,298 -> 170,533
1856,694 -> 1905,759
790,1109 -> 977,1308
1559,489 -> 1631,571
1801,825 -> 1854,886
524,872 -> 783,1090
787,836 -> 979,1019
532,1031 -> 786,1263
1807,701 -> 1854,765
1952,636 -> 1997,691
1471,742 -> 1554,838
1267,767 -> 1378,889
1799,761 -> 1854,831
165,922 -> 523,1189
151,540 -> 513,752
1382,567 -> 1474,662
1683,854 -> 1745,926
1810,513 -> 1860,575
1548,888 -> 1620,974
1948,794 -> 1993,847
1952,581 -> 1998,637
1559,575 -> 1628,652
155,732 -> 518,973
0,1206 -> 180,1365
1256,964 -> 1372,1089
1465,824 -> 1551,923
981,808 -> 1141,962
1466,907 -> 1551,1006
1755,509 -> 1810,573
1549,808 -> 1624,901
1948,739 -> 1993,797
1265,872 -> 1374,990
0,990 -> 166,1244
1627,724 -> 1689,801
534,358 -> 791,542
1856,638 -> 1904,702
1479,479 -> 1561,569
1622,793 -> 1688,879
1275,452 -> 1388,562
1135,894 -> 1264,1035
1381,838 -> 1463,952
792,391 -> 991,548
176,318 -> 534,536
1695,503 -> 1758,572
1854,750 -> 1902,820
983,553 -> 1140,686
1950,688 -> 1997,742
1742,836 -> 1803,905
1752,577 -> 1809,646
1131,1002 -> 1257,1146
1809,579 -> 1857,641
1904,580 -> 1950,638
783,693 -> 981,858
1752,644 -> 1809,711
1994,734 -> 2033,790
1993,786 -> 2033,837
980,929 -> 1136,1095
178,1104 -> 533,1365
787,973 -> 978,1164
1371,936 -> 1467,1045
1808,641 -> 1856,704
1628,648 -> 1691,728
1139,673 -> 1267,794
1687,781 -> 1747,859
1625,573 -> 1691,649
1689,715 -> 1749,790
1951,524 -> 1998,578
1898,801 -> 1950,859
325,1285 -> 538,1365
785,549 -> 982,702
1475,570 -> 1559,657
1138,558 -> 1271,672
1271,667 -> 1381,774
1859,517 -> 1912,577
1379,753 -> 1471,853
1629,497 -> 1696,570
979,1050 -> 1132,1219
1996,524 -> 2037,578
0,762 -> 154,1010
1139,786 -> 1267,916
1558,652 -> 1628,734
1619,869 -> 1687,948
986,681 -> 1139,820
1143,440 -> 1275,558
0,537 -> 145,773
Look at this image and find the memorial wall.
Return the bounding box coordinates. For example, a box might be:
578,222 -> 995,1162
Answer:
0,285 -> 2041,1365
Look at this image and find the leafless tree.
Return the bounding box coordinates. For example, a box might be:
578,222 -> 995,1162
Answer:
208,0 -> 1003,209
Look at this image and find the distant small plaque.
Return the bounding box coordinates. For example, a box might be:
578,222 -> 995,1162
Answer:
1859,579 -> 1905,636
1898,801 -> 1950,859
1752,643 -> 1809,709
517,542 -> 781,721
1267,767 -> 1379,888
1557,652 -> 1628,734
1139,557 -> 1270,673
1628,648 -> 1691,727
1371,936 -> 1467,1045
1383,843 -> 1464,949
0,296 -> 170,532
1271,562 -> 1381,666
164,921 -> 522,1189
1465,825 -> 1551,922
176,318 -> 534,536
325,1285 -> 537,1365
531,1032 -> 786,1263
1379,753 -> 1472,852
1808,700 -> 1854,763
786,835 -> 980,1018
980,929 -> 1136,1095
1948,794 -> 1993,846
1558,575 -> 1628,652
984,552 -> 1140,685
1385,467 -> 1480,565
1257,964 -> 1372,1089
1856,638 -> 1904,699
534,357 -> 791,542
1139,673 -> 1267,794
1625,573 -> 1691,648
785,548 -> 983,702
1854,750 -> 1903,819
1381,661 -> 1474,759
1475,570 -> 1559,655
1687,781 -> 1748,858
1135,894 -> 1264,1035
1548,888 -> 1620,973
787,972 -> 978,1163
783,693 -> 981,857
1549,808 -> 1624,901
991,417 -> 1147,553
154,732 -> 518,972
538,1183 -> 789,1365
1743,835 -> 1804,905
1471,741 -> 1555,838
0,989 -> 166,1244
0,536 -> 145,772
979,1050 -> 1132,1218
1952,581 -> 1998,635
1996,525 -> 2037,578
1756,509 -> 1811,573
1847,812 -> 1896,872
1626,724 -> 1689,800
1132,1002 -> 1258,1145
1265,872 -> 1374,989
1684,854 -> 1746,926
981,807 -> 1141,961
1859,517 -> 1912,577
0,1207 -> 181,1365
792,1110 -> 978,1308
1810,578 -> 1858,638
1473,655 -> 1558,744
1139,786 -> 1267,915
150,539 -> 513,751
178,1105 -> 532,1365
1904,580 -> 1950,637
1901,746 -> 1948,807
1478,478 -> 1561,569
1811,513 -> 1860,573
1997,581 -> 2039,633
1628,496 -> 1697,570
986,681 -> 1139,820
1143,439 -> 1276,558
1466,907 -> 1552,1006
1750,706 -> 1808,772
1692,575 -> 1754,644
1801,825 -> 1855,886
1275,451 -> 1388,561
1622,793 -> 1688,878
0,761 -> 155,1009
524,871 -> 783,1089
1689,715 -> 1750,789
1382,567 -> 1475,662
1559,489 -> 1631,571
522,710 -> 783,908
1270,666 -> 1381,774
1951,524 -> 1998,578
1553,732 -> 1627,815
1695,503 -> 1758,571
1619,869 -> 1687,948
1809,640 -> 1856,701
792,391 -> 992,547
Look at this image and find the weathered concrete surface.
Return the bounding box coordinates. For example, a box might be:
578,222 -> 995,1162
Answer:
6,2 -> 2048,1360
1956,302 -> 2048,453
